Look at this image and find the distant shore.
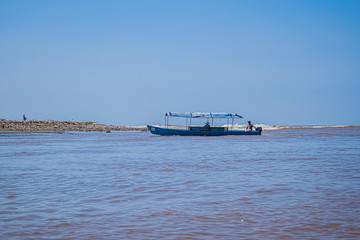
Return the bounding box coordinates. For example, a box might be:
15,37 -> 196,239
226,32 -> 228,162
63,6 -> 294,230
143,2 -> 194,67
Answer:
1,119 -> 358,134
0,119 -> 148,133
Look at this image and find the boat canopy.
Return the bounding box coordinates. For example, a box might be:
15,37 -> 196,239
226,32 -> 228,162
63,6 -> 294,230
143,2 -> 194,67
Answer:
165,112 -> 243,119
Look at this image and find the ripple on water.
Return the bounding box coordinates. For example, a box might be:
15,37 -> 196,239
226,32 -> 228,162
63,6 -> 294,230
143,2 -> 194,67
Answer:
0,129 -> 359,239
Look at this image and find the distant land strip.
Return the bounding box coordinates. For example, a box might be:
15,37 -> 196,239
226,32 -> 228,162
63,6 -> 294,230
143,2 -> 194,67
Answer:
0,119 -> 148,133
1,119 -> 358,134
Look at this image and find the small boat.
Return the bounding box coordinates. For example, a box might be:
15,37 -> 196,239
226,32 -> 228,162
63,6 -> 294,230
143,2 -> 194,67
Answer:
147,112 -> 262,136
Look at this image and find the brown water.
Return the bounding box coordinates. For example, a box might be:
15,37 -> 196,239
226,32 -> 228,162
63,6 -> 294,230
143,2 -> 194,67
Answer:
1,127 -> 359,239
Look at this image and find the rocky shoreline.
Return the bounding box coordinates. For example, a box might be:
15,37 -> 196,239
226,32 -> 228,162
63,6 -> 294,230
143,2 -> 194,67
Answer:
0,119 -> 148,133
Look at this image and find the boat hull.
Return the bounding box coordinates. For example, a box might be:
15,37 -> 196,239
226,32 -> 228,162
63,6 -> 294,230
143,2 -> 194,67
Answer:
147,125 -> 261,136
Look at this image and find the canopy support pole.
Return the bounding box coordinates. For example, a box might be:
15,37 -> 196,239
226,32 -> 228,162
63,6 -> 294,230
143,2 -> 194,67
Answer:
165,115 -> 169,128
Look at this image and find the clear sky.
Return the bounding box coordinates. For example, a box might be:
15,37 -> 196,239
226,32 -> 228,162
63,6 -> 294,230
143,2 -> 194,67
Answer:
1,0 -> 359,126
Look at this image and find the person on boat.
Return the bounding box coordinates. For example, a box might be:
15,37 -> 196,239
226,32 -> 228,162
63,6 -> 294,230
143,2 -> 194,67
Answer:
203,122 -> 211,131
23,114 -> 27,121
246,121 -> 255,131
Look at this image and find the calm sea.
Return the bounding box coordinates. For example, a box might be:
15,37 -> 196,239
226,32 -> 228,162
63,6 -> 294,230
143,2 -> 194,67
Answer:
1,127 -> 359,239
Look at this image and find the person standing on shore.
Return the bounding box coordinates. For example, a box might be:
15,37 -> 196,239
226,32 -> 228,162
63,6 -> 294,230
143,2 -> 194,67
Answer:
23,114 -> 27,121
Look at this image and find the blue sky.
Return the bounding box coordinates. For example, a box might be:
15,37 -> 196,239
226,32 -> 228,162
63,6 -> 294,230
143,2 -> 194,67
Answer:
1,0 -> 359,126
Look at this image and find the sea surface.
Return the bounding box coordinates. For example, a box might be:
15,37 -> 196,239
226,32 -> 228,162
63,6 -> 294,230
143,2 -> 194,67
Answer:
1,127 -> 359,239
